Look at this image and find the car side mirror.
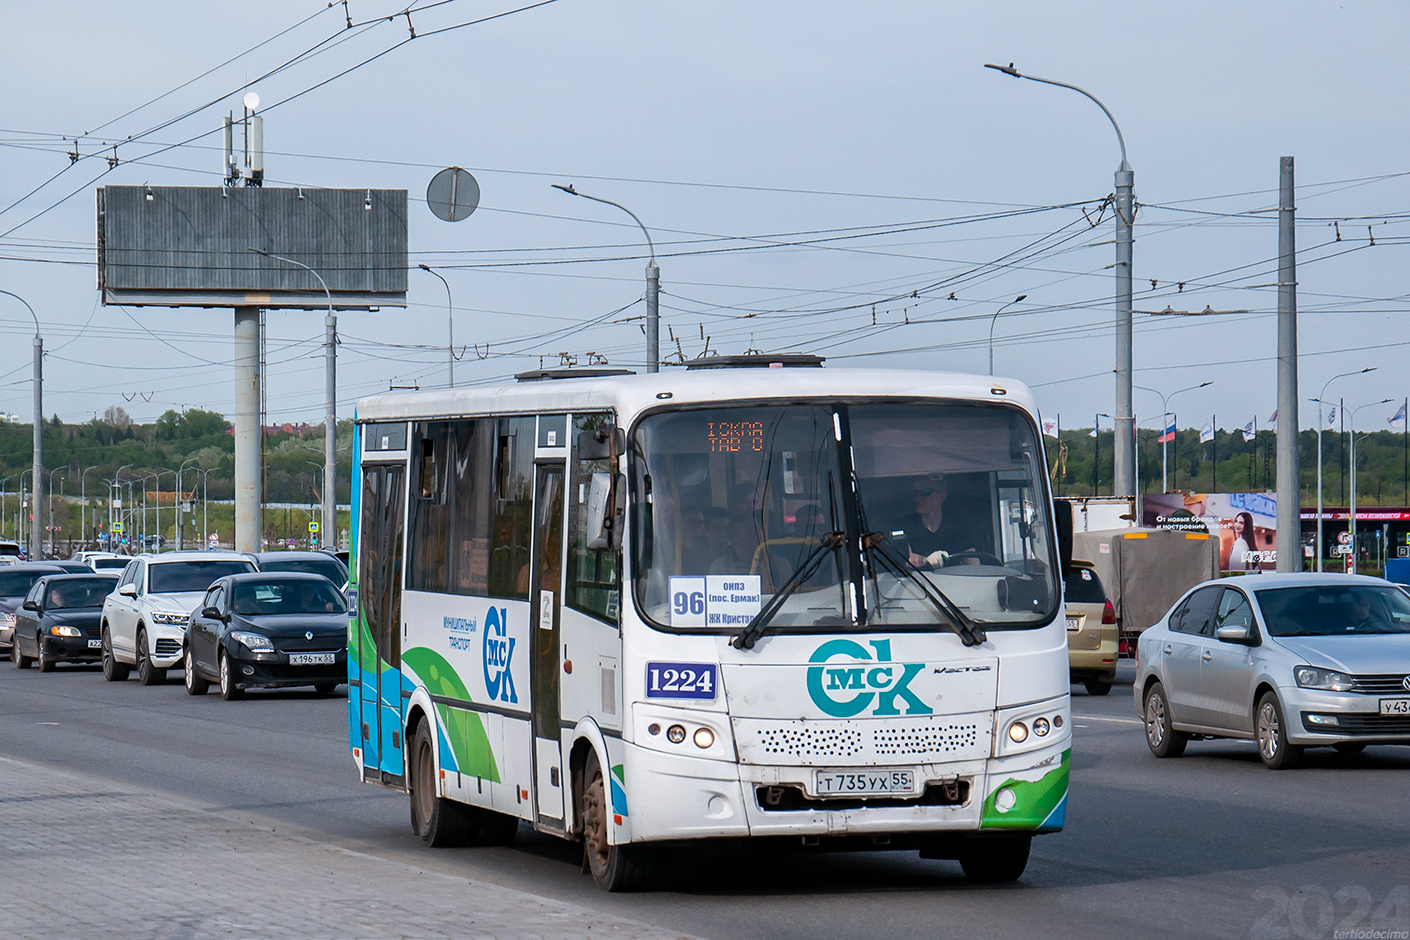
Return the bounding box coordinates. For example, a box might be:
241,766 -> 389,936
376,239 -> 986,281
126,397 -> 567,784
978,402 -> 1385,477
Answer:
1053,498 -> 1073,576
21,599 -> 40,612
117,583 -> 137,597
1215,624 -> 1253,644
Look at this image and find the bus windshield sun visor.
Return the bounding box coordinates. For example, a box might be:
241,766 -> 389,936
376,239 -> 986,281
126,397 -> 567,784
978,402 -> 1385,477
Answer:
863,533 -> 986,647
732,533 -> 845,651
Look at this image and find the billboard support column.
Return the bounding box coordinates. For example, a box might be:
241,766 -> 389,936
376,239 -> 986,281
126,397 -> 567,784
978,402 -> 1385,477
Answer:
1276,157 -> 1301,572
234,306 -> 262,553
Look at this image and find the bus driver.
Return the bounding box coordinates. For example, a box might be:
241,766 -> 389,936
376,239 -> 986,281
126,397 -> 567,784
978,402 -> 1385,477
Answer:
899,474 -> 979,569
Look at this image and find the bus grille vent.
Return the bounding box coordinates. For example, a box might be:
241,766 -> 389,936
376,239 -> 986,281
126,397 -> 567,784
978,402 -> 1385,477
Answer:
872,724 -> 978,756
757,726 -> 864,759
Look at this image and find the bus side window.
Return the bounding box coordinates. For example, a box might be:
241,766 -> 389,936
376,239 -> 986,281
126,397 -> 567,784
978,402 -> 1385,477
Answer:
568,413 -> 620,624
490,416 -> 535,600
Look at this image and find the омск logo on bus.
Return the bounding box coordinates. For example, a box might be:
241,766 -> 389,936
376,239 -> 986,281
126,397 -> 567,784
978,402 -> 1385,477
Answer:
806,639 -> 931,718
482,607 -> 517,704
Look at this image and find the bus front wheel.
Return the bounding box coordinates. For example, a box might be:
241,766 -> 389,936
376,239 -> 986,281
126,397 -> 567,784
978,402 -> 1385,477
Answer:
958,834 -> 1032,882
581,749 -> 647,891
409,721 -> 477,847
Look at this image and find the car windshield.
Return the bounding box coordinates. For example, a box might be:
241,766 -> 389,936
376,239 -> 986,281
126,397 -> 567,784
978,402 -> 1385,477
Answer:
1255,584 -> 1410,636
1065,567 -> 1107,604
45,579 -> 113,609
259,558 -> 346,584
0,571 -> 53,597
231,580 -> 348,615
631,401 -> 1056,633
149,560 -> 255,594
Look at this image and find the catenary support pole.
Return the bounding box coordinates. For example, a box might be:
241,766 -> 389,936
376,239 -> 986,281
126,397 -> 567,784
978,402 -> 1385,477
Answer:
234,307 -> 262,553
1276,156 -> 1301,572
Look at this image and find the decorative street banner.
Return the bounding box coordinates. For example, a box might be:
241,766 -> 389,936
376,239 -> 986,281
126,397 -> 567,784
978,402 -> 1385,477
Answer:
1143,492 -> 1277,572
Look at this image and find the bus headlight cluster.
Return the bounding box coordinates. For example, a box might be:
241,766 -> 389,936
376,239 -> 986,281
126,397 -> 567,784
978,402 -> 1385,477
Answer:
1005,712 -> 1063,746
648,721 -> 715,749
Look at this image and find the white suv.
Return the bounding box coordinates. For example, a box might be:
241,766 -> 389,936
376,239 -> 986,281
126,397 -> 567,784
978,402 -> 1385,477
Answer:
101,552 -> 256,685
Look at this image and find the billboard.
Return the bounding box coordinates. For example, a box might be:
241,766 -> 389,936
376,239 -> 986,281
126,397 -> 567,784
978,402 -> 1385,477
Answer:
97,186 -> 407,309
1143,492 -> 1277,572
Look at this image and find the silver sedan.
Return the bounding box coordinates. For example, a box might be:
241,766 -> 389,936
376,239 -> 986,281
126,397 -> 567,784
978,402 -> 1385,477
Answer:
1134,573 -> 1410,769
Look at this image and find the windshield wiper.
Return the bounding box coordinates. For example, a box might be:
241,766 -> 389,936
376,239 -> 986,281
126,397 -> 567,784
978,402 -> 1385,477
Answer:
733,533 -> 844,651
863,533 -> 986,648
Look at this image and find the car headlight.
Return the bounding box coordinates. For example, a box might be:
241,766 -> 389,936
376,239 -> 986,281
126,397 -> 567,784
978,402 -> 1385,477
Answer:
1294,666 -> 1355,692
230,631 -> 274,654
149,610 -> 190,625
0,612 -> 15,628
49,625 -> 82,637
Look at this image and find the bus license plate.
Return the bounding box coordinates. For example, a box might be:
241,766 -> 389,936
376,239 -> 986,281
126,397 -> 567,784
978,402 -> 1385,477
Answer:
1380,698 -> 1410,716
814,770 -> 915,796
289,652 -> 336,666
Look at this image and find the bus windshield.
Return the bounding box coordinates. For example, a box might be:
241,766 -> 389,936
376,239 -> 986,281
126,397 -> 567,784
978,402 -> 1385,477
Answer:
632,401 -> 1057,634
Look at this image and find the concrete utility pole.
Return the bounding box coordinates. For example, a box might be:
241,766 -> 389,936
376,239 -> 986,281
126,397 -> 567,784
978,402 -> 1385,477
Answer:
1275,157 -> 1301,573
250,249 -> 337,554
552,184 -> 659,372
0,289 -> 42,559
986,63 -> 1134,497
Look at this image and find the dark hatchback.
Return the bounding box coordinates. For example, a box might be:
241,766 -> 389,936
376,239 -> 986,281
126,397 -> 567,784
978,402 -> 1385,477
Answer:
185,572 -> 348,700
1,564 -> 67,655
12,574 -> 119,670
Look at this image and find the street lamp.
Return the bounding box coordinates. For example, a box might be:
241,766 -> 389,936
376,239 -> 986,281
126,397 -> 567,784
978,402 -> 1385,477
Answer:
47,467 -> 64,557
153,469 -> 177,552
986,62 -> 1135,498
0,475 -> 11,540
176,457 -> 201,550
988,294 -> 1027,375
79,465 -> 99,550
417,264 -> 456,388
552,184 -> 659,373
190,467 -> 214,548
0,288 -> 43,560
1093,412 -> 1112,496
1134,381 -> 1213,493
1312,367 -> 1374,571
1348,398 -> 1393,573
249,248 -> 337,557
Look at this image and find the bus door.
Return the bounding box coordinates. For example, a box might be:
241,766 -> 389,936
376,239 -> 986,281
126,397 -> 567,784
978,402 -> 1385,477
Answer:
357,463 -> 408,786
530,460 -> 566,828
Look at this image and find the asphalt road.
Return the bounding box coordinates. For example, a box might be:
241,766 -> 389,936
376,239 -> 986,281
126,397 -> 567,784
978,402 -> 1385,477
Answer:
2,660 -> 1408,940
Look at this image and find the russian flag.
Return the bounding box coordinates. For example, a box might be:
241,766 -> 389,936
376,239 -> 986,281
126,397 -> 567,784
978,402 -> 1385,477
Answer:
1158,420 -> 1176,444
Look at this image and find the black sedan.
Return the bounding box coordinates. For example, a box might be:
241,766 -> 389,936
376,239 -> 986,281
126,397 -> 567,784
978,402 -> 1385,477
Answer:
11,574 -> 119,671
184,572 -> 348,701
1,563 -> 67,656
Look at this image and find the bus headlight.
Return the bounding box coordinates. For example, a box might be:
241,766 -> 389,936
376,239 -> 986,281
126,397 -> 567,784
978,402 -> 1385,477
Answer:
666,724 -> 686,744
693,727 -> 715,749
1008,721 -> 1029,743
1033,717 -> 1050,737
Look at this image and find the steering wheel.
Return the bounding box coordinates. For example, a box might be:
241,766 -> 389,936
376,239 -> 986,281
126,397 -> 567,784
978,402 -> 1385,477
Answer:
942,550 -> 1005,568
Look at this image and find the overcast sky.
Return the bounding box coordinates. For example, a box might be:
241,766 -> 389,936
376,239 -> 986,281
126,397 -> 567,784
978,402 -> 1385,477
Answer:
2,0 -> 1408,432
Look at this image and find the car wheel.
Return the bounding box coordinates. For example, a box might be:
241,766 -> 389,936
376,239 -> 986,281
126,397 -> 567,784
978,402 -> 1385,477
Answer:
136,628 -> 166,686
408,721 -> 476,847
582,749 -> 647,891
1084,677 -> 1113,696
958,834 -> 1032,882
219,650 -> 244,701
12,633 -> 32,669
101,628 -> 129,682
1256,691 -> 1304,770
1334,743 -> 1367,754
1144,682 -> 1187,758
313,681 -> 338,696
36,634 -> 54,673
184,646 -> 209,696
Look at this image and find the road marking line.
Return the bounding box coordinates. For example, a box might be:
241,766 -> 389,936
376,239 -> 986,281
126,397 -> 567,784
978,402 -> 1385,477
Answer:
1072,715 -> 1143,726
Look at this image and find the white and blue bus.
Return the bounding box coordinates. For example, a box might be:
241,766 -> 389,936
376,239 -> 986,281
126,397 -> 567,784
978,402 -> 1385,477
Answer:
348,356 -> 1072,889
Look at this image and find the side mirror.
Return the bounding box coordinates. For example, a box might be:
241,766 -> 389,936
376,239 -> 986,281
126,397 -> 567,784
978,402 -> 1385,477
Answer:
576,426 -> 624,461
1215,624 -> 1253,644
21,599 -> 40,612
200,606 -> 223,621
117,583 -> 137,597
1053,498 -> 1074,575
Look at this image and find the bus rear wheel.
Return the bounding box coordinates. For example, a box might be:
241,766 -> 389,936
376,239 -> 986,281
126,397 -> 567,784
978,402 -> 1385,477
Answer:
958,834 -> 1032,882
581,750 -> 647,891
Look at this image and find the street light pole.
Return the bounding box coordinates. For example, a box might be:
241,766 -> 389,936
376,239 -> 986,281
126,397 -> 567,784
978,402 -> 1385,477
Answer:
417,265 -> 455,388
1313,368 -> 1374,571
986,63 -> 1134,498
988,294 -> 1027,375
1135,381 -> 1212,493
79,465 -> 98,551
0,289 -> 43,559
250,248 -> 337,556
175,457 -> 200,551
1348,398 -> 1393,574
47,467 -> 63,557
552,184 -> 659,373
